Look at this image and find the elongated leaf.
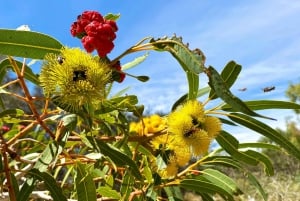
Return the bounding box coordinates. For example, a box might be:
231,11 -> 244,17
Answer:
96,95 -> 139,114
180,179 -> 234,201
222,100 -> 300,111
243,150 -> 274,176
207,66 -> 275,120
28,169 -> 67,201
97,186 -> 121,199
215,131 -> 259,165
0,108 -> 24,118
75,162 -> 97,201
120,171 -> 134,200
199,193 -> 214,201
209,61 -> 242,99
34,131 -> 70,172
150,36 -> 205,74
0,29 -> 63,59
229,113 -> 300,160
203,156 -> 268,201
246,172 -> 268,200
122,52 -> 149,70
200,169 -> 242,195
150,36 -> 203,100
186,70 -> 199,99
164,186 -> 184,201
10,172 -> 19,196
0,58 -> 39,85
88,137 -> 142,180
17,177 -> 36,201
238,142 -> 281,150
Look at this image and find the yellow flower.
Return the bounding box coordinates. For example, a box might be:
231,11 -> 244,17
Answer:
159,155 -> 178,178
167,100 -> 222,157
178,100 -> 205,123
204,116 -> 222,138
172,144 -> 192,166
129,114 -> 166,136
39,47 -> 111,112
150,133 -> 174,150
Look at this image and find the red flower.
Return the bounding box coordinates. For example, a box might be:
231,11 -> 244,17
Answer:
80,11 -> 104,23
70,10 -> 118,58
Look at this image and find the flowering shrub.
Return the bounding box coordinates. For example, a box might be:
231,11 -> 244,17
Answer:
0,10 -> 300,201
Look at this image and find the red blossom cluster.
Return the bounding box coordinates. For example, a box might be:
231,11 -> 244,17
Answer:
70,11 -> 118,57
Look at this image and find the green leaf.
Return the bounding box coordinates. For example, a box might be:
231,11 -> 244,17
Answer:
150,36 -> 205,74
34,131 -> 70,172
163,186 -> 184,201
75,162 -> 97,201
203,156 -> 242,169
198,193 -> 214,201
203,155 -> 268,201
28,169 -> 67,201
96,95 -> 139,113
0,108 -> 24,118
238,142 -> 281,150
0,29 -> 63,59
120,171 -> 134,200
104,13 -> 121,21
180,179 -> 234,201
246,172 -> 268,200
97,186 -> 121,199
150,36 -> 204,100
17,177 -> 36,201
243,150 -> 274,176
207,66 -> 275,120
10,172 -> 19,196
222,100 -> 300,111
142,156 -> 153,183
229,113 -> 300,160
186,71 -> 199,100
199,168 -> 242,195
121,52 -> 149,70
209,61 -> 242,100
88,137 -> 142,180
0,58 -> 39,85
215,131 -> 259,165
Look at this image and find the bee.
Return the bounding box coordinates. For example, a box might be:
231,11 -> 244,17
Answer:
184,129 -> 195,138
238,87 -> 247,92
263,86 -> 275,92
57,56 -> 65,65
73,70 -> 87,81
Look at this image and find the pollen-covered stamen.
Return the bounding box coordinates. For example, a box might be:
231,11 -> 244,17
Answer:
73,70 -> 87,81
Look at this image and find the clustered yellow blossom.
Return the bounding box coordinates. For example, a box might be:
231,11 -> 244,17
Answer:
160,100 -> 222,178
129,114 -> 167,136
129,101 -> 222,179
39,47 -> 112,112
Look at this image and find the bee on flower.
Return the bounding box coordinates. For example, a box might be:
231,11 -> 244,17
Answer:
39,47 -> 112,112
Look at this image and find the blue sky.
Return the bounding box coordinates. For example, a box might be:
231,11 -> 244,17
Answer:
1,1 -> 300,142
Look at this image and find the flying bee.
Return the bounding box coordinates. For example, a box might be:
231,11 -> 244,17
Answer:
73,70 -> 87,81
238,87 -> 247,91
263,86 -> 275,92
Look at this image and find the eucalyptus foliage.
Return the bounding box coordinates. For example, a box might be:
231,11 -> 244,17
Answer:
0,21 -> 300,201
